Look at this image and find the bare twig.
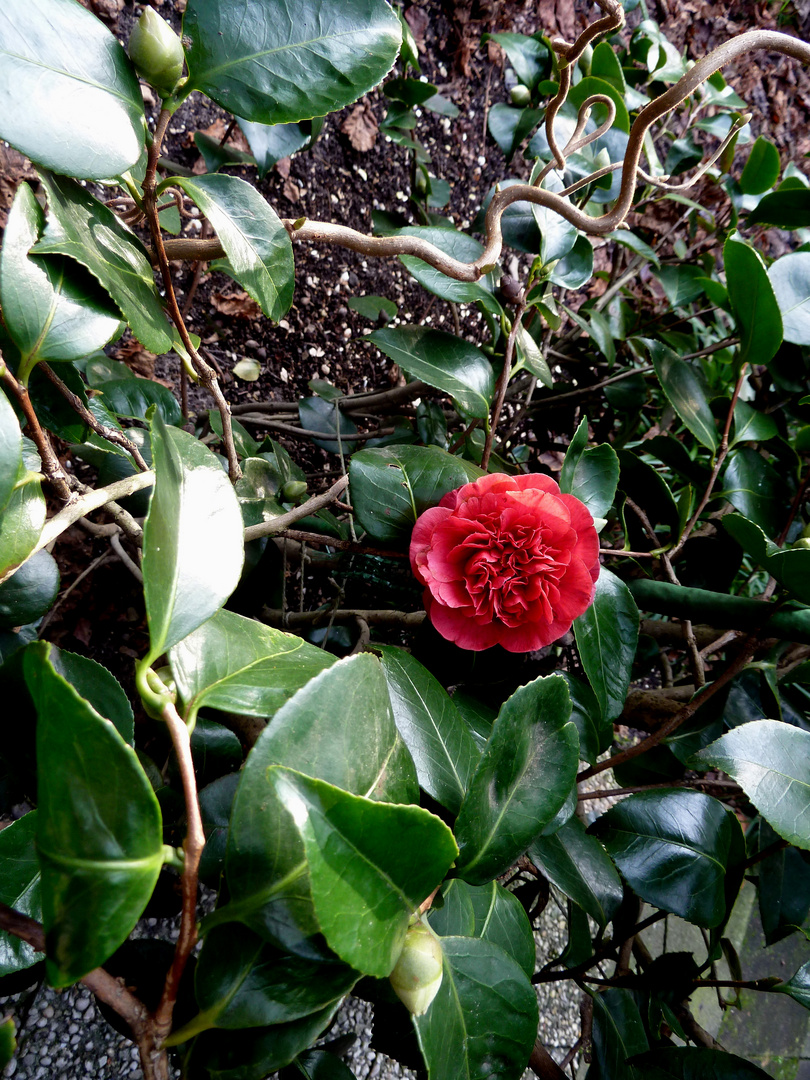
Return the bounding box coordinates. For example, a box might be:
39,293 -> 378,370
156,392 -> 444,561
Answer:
0,357 -> 71,501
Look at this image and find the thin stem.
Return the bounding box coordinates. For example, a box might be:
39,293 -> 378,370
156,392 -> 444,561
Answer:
482,298 -> 528,470
0,357 -> 71,501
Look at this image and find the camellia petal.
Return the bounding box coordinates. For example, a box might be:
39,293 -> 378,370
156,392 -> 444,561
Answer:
410,473 -> 600,653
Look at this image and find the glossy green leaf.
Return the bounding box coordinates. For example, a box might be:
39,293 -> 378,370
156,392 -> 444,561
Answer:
589,989 -> 648,1080
533,197 -> 578,268
279,1050 -> 356,1080
238,120 -> 310,179
775,959 -> 810,1010
731,400 -> 779,446
591,40 -> 626,91
368,327 -> 494,419
483,32 -> 548,88
0,812 -> 42,976
170,608 -> 334,728
413,936 -> 538,1080
454,673 -> 578,884
560,673 -> 611,765
182,0 -> 401,125
98,377 -> 181,427
48,646 -> 133,745
24,641 -> 163,986
0,390 -> 22,515
748,188 -> 810,228
629,1047 -> 774,1078
428,879 -> 536,978
487,103 -> 543,161
607,230 -> 660,268
722,447 -> 785,538
0,549 -> 59,632
298,396 -> 358,454
0,0 -> 144,179
218,654 -> 418,951
193,133 -> 256,175
0,1018 -> 14,1070
564,304 -> 615,366
183,923 -> 357,1035
768,252 -> 810,345
349,444 -> 483,543
176,175 -> 294,323
548,234 -> 594,289
560,417 -> 619,519
574,568 -> 639,722
723,514 -> 810,605
740,136 -> 781,195
142,410 -> 244,665
569,75 -> 630,131
751,818 -> 810,945
513,324 -> 553,387
396,227 -> 499,311
0,473 -> 46,581
645,339 -> 718,450
0,184 -> 121,375
591,789 -> 742,927
530,815 -> 622,928
268,767 -> 457,975
724,238 -> 782,367
617,448 -> 680,537
347,295 -> 398,321
697,720 -> 810,850
378,645 -> 479,815
33,173 -> 172,355
198,773 -> 240,888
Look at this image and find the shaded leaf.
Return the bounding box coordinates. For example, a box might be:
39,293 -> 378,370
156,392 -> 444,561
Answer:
589,989 -> 648,1080
739,137 -> 781,196
0,549 -> 59,632
560,418 -> 619,519
530,816 -> 622,928
721,448 -> 785,539
0,472 -> 46,581
629,1047 -> 774,1078
574,568 -> 639,722
0,389 -> 22,515
428,879 -> 536,978
644,338 -> 718,450
0,812 -> 42,976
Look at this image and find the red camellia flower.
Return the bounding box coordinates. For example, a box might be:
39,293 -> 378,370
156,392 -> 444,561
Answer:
410,473 -> 600,653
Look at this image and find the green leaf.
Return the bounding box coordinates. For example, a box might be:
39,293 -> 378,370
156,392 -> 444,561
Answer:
696,720 -> 810,850
298,396 -> 358,454
0,0 -> 144,179
347,295 -> 398,321
33,173 -> 172,355
24,641 -> 163,986
378,646 -> 479,815
349,444 -> 483,544
644,338 -> 718,450
617,449 -> 680,537
396,227 -> 500,311
413,936 -> 538,1080
548,234 -> 594,290
99,377 -> 181,427
0,549 -> 59,632
454,673 -> 579,884
268,767 -> 457,976
176,175 -> 294,323
0,472 -> 46,580
590,989 -> 648,1080
562,673 -> 611,765
570,76 -> 629,131
428,879 -> 536,978
385,77 -> 438,105
564,304 -> 615,365
279,1049 -> 356,1080
198,773 -> 240,888
723,514 -> 810,605
768,252 -> 810,345
775,959 -> 810,1010
0,812 -> 42,976
0,184 -> 121,375
142,410 -> 244,664
487,104 -> 543,161
560,418 -> 619,520
629,1047 -> 775,1078
483,32 -> 548,87
591,41 -> 626,92
740,136 -> 781,196
0,390 -> 22,515
533,198 -> 578,268
48,646 -> 134,745
747,188 -> 810,229
238,120 -> 310,179
170,608 -> 334,728
514,324 -> 552,387
0,1018 -> 14,1071
731,400 -> 779,447
530,815 -> 623,928
574,568 -> 639,722
182,0 -> 401,125
591,790 -> 742,927
724,238 -> 782,367
368,327 -> 494,419
721,447 -> 785,538
218,654 -> 418,951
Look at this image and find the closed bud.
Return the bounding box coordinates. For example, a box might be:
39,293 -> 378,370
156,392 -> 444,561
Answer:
128,8 -> 185,97
389,922 -> 443,1016
280,480 -> 308,502
509,84 -> 532,106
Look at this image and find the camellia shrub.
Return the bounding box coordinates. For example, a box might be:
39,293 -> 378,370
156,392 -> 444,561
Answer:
2,0 -> 810,1078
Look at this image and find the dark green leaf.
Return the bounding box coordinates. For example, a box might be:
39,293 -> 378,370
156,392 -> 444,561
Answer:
34,173 -> 172,355
170,608 -> 334,728
483,32 -> 548,88
574,568 -> 639,722
396,227 -> 500,311
561,673 -> 611,765
198,773 -> 240,889
548,234 -> 594,289
697,720 -> 810,850
24,642 -> 163,986
347,295 -> 398,321
0,0 -> 144,179
560,418 -> 619,519
530,816 -> 622,928
591,41 -> 626,92
429,879 -> 535,978
751,818 -> 810,945
193,133 -> 255,175
591,789 -> 742,927
413,936 -> 538,1080
0,390 -> 22,515
721,447 -> 785,538
98,377 -> 181,426
183,0 -> 401,125
768,252 -> 810,345
629,1047 -> 774,1078
378,646 -> 479,815
454,673 -> 578,884
724,238 -> 782,367
723,514 -> 810,605
617,448 -> 680,537
349,444 -> 483,544
298,396 -> 358,454
48,647 -> 133,745
731,400 -> 779,446
740,136 -> 781,196
451,691 -> 495,751
384,77 -> 437,105
0,812 -> 42,976
142,410 -> 244,665
0,184 -> 121,374
369,327 -> 494,419
569,75 -> 629,131
644,338 -> 718,450
487,104 -> 543,161
589,989 -> 648,1080
748,188 -> 810,228
607,230 -> 660,268
268,767 -> 457,975
176,175 -> 294,323
0,549 -> 59,632
238,120 -> 310,179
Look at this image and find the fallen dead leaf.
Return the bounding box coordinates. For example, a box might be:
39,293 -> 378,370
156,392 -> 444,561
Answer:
211,290 -> 263,320
276,156 -> 292,179
76,0 -> 123,25
283,177 -> 301,203
111,340 -> 158,379
341,103 -> 378,153
404,5 -> 429,52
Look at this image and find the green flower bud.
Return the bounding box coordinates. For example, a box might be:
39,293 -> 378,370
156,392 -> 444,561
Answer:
128,8 -> 185,97
280,480 -> 308,502
509,84 -> 532,106
389,922 -> 443,1016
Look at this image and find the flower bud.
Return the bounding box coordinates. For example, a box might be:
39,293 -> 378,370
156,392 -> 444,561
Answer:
128,8 -> 185,97
389,922 -> 443,1016
280,480 -> 308,502
510,84 -> 532,106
